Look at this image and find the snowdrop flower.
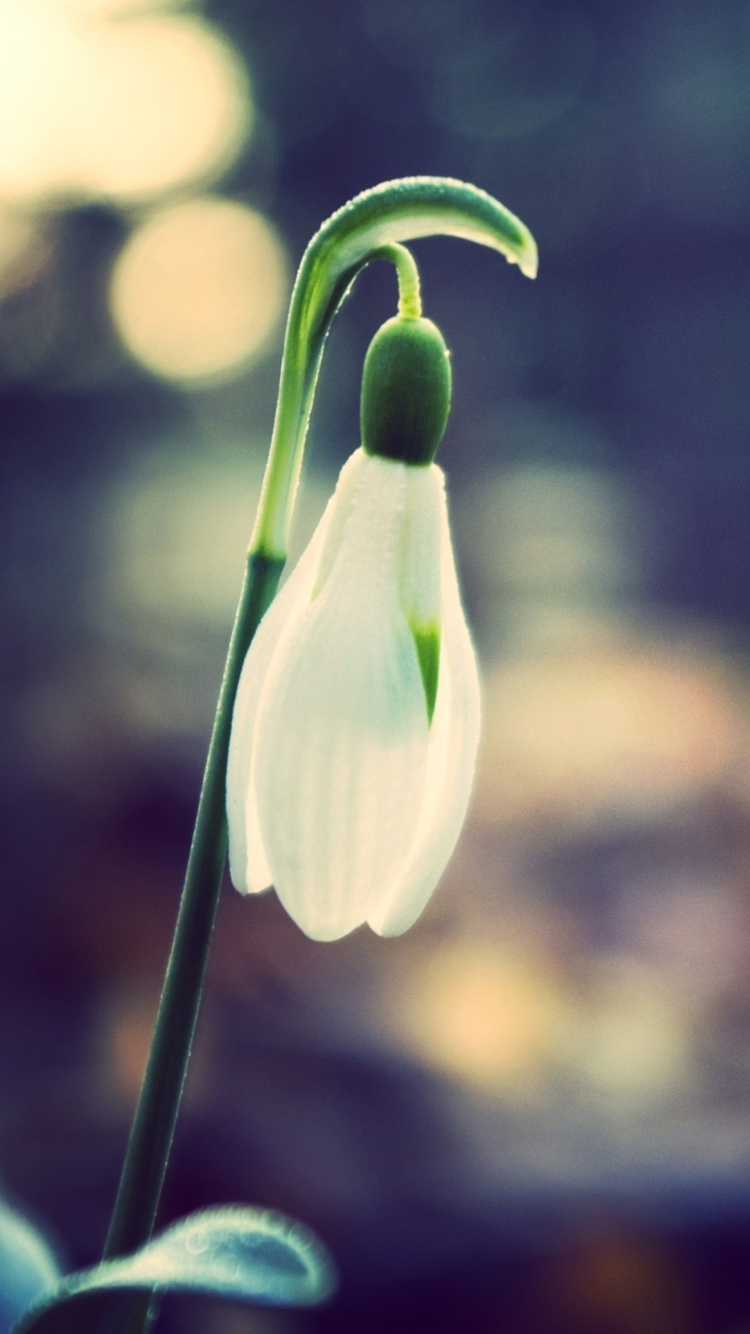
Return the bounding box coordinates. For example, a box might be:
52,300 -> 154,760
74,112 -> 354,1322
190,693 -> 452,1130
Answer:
226,314 -> 480,941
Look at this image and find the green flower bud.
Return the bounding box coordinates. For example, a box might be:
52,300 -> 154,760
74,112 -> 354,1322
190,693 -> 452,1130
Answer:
361,315 -> 452,467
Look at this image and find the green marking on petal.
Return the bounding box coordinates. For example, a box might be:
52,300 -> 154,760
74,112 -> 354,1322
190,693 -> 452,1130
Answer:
411,621 -> 441,724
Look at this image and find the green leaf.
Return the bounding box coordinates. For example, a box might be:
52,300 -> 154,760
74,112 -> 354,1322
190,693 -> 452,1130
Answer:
0,1201 -> 60,1334
252,176 -> 537,561
15,1207 -> 335,1334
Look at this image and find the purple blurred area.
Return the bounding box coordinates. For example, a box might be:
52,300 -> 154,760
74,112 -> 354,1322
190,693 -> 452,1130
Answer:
2,0 -> 750,1330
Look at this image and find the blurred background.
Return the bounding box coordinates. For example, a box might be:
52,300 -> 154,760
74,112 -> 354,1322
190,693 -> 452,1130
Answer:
1,0 -> 750,1329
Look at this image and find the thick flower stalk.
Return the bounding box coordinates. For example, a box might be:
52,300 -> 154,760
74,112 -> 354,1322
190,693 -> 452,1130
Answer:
226,445 -> 480,940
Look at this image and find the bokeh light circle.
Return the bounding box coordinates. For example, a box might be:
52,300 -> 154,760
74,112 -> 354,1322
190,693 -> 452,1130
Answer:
110,197 -> 289,383
0,4 -> 251,203
78,15 -> 251,201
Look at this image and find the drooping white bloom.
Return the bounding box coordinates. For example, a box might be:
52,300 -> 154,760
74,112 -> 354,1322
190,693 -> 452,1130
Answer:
226,448 -> 480,942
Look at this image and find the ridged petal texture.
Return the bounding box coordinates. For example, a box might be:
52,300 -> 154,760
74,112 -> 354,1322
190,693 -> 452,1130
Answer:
226,499 -> 337,895
226,448 -> 480,941
368,466 -> 481,936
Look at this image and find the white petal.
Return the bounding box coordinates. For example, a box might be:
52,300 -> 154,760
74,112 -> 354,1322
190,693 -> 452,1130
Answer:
226,528 -> 324,893
255,453 -> 430,941
367,470 -> 480,937
226,450 -> 368,894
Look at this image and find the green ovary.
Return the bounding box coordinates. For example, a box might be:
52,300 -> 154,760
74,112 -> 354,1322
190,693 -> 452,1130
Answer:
411,621 -> 441,724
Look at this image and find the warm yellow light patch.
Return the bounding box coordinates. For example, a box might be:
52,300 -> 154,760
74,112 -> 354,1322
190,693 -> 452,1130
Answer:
475,643 -> 739,830
110,198 -> 289,383
573,957 -> 692,1103
391,940 -> 574,1097
77,14 -> 251,202
0,205 -> 49,297
0,3 -> 250,203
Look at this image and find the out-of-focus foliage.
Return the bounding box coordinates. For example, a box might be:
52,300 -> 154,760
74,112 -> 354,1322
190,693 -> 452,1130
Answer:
0,1202 -> 58,1334
18,1207 -> 334,1333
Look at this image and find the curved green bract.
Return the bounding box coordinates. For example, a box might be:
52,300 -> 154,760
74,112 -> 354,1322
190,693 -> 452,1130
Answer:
251,176 -> 537,560
16,1208 -> 335,1334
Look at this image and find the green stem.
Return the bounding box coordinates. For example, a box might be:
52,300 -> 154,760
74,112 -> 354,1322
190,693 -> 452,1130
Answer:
102,553 -> 282,1263
380,242 -> 422,318
101,178 -> 535,1332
